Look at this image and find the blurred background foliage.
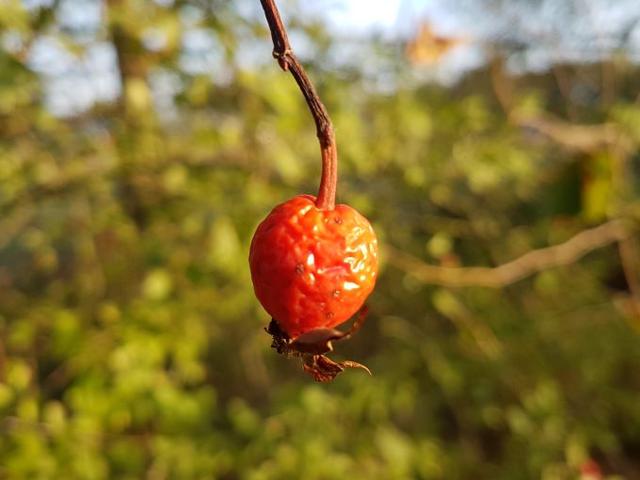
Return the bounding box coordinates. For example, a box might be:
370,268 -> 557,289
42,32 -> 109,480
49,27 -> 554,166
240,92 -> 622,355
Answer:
1,0 -> 640,478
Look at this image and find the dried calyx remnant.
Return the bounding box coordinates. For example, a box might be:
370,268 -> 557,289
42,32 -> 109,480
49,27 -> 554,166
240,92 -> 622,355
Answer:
266,308 -> 371,383
254,0 -> 378,382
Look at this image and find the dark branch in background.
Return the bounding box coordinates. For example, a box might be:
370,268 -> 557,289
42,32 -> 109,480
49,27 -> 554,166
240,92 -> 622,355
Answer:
259,0 -> 337,210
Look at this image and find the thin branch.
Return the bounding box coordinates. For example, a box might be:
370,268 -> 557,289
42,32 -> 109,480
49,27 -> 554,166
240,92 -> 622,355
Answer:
386,219 -> 630,288
514,114 -> 623,153
259,0 -> 337,210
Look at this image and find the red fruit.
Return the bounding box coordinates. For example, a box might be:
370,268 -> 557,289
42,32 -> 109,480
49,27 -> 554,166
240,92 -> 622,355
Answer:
580,460 -> 602,480
249,194 -> 378,338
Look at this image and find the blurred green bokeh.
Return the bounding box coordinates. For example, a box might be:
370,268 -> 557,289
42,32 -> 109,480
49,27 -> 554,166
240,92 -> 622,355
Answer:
1,1 -> 640,478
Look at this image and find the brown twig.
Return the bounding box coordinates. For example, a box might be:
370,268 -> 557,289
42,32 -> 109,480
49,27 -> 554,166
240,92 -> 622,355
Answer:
386,219 -> 630,288
259,0 -> 337,210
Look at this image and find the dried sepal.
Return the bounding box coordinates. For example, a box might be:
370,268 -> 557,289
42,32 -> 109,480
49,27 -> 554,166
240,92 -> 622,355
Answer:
302,355 -> 372,383
265,307 -> 371,382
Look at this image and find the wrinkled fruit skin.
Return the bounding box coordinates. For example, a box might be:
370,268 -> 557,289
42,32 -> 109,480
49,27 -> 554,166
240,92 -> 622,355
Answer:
249,195 -> 378,338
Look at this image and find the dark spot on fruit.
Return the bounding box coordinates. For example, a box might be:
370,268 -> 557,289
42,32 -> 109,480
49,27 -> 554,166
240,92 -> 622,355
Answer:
334,216 -> 343,224
332,289 -> 340,298
295,263 -> 304,274
325,311 -> 334,319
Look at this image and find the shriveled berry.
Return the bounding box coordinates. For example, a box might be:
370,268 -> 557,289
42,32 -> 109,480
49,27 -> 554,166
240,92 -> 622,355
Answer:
249,194 -> 378,338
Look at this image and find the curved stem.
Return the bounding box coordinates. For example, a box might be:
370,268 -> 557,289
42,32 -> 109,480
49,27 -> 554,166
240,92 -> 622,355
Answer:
259,0 -> 337,210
